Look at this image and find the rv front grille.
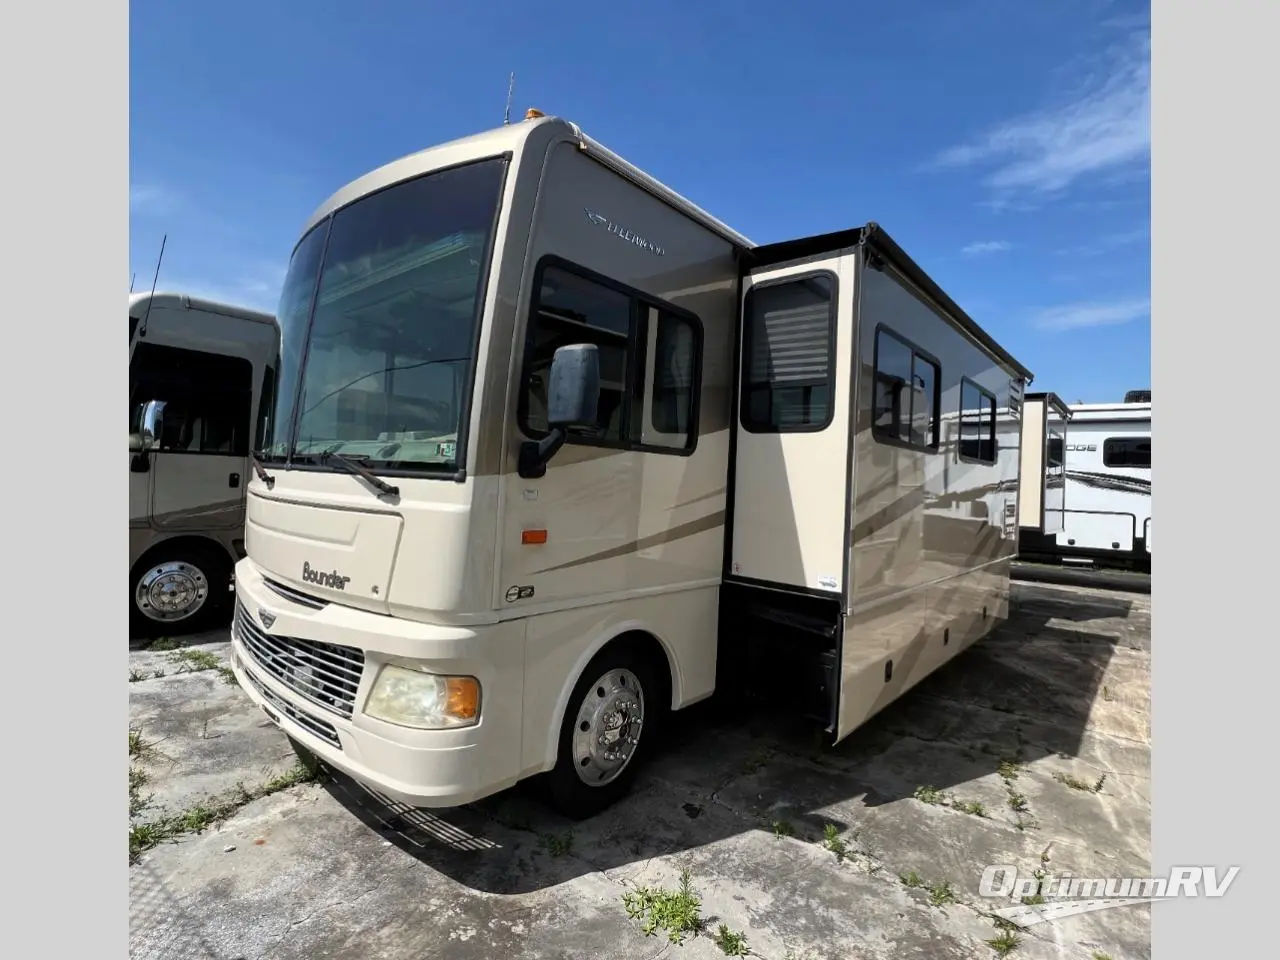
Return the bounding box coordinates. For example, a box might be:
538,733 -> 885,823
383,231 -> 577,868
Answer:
241,663 -> 342,748
233,601 -> 364,720
262,576 -> 328,610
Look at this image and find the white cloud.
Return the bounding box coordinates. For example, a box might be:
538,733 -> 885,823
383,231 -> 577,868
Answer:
155,269 -> 286,315
928,30 -> 1149,199
1055,227 -> 1149,256
137,255 -> 288,313
1031,297 -> 1149,332
961,240 -> 1011,256
129,183 -> 183,216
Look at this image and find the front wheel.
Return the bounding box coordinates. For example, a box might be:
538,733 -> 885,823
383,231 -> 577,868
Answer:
545,644 -> 661,820
130,545 -> 228,639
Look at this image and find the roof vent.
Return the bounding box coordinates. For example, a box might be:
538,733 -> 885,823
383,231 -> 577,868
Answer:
1124,389 -> 1151,403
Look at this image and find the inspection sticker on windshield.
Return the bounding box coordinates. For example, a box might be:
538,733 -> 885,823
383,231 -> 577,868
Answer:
440,442 -> 455,460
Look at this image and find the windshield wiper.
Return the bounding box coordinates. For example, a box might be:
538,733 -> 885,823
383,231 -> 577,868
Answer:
250,452 -> 275,489
319,452 -> 400,498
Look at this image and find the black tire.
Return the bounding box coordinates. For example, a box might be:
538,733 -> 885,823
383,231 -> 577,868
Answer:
544,641 -> 663,820
129,543 -> 231,640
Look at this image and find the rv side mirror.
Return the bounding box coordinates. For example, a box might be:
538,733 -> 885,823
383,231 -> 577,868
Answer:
517,344 -> 601,480
139,399 -> 167,451
129,433 -> 144,453
546,344 -> 600,427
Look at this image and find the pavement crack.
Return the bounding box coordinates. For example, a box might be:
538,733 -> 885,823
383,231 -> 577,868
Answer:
708,792 -> 759,826
256,873 -> 397,958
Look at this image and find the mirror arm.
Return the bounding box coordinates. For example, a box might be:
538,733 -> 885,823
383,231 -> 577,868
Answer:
517,426 -> 567,480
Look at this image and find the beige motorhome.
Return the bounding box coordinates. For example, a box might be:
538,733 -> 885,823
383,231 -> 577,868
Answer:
129,292 -> 279,637
228,112 -> 1061,819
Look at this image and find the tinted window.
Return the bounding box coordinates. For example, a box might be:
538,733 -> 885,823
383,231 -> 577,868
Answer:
872,326 -> 940,450
255,363 -> 277,454
274,157 -> 508,471
958,378 -> 997,463
523,266 -> 636,444
263,223 -> 327,460
1047,435 -> 1064,467
130,343 -> 254,457
520,263 -> 701,454
741,274 -> 835,432
1103,436 -> 1150,468
647,311 -> 698,447
1046,429 -> 1066,487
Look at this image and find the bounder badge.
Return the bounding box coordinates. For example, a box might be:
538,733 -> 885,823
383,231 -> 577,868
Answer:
302,561 -> 352,591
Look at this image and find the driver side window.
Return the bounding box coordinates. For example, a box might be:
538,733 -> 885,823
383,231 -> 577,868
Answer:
519,261 -> 634,445
129,343 -> 254,456
520,263 -> 637,446
517,260 -> 703,455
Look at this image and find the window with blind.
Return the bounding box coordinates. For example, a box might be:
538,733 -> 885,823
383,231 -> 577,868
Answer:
740,272 -> 836,433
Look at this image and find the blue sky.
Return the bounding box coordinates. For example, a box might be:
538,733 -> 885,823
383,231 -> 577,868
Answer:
129,0 -> 1150,404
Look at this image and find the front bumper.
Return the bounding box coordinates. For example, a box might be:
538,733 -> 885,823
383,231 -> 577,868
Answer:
230,559 -> 526,808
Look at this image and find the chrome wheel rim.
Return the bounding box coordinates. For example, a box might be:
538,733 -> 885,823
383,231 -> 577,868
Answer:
135,561 -> 209,623
571,667 -> 646,787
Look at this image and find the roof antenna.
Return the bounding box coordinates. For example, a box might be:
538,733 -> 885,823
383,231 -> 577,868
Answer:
129,272 -> 136,293
502,72 -> 515,125
138,233 -> 167,339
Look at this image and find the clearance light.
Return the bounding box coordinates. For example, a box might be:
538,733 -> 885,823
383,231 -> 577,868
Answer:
521,529 -> 548,545
525,108 -> 545,120
365,665 -> 480,729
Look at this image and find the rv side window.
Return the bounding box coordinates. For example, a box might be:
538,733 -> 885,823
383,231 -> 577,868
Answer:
129,343 -> 254,457
740,273 -> 835,433
871,326 -> 940,451
1103,436 -> 1150,468
520,261 -> 702,454
1047,435 -> 1064,467
646,310 -> 699,448
957,378 -> 997,463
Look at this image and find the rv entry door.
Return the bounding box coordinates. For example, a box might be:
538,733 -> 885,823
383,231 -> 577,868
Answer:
729,255 -> 856,597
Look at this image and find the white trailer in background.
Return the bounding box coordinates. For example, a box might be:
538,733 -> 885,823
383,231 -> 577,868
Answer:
226,111 -> 1065,819
129,292 -> 280,636
1015,397 -> 1150,572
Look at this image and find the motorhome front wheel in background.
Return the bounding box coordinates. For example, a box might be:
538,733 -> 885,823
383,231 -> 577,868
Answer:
130,544 -> 229,639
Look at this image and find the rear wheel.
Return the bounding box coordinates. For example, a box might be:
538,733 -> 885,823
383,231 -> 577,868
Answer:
130,544 -> 229,639
545,643 -> 662,820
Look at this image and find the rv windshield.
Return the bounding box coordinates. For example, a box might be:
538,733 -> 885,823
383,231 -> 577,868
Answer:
261,157 -> 508,474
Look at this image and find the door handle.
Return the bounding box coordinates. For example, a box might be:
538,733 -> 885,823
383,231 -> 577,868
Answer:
229,472 -> 241,489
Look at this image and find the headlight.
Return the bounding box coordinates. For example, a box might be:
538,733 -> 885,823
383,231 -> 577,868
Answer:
364,664 -> 481,729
